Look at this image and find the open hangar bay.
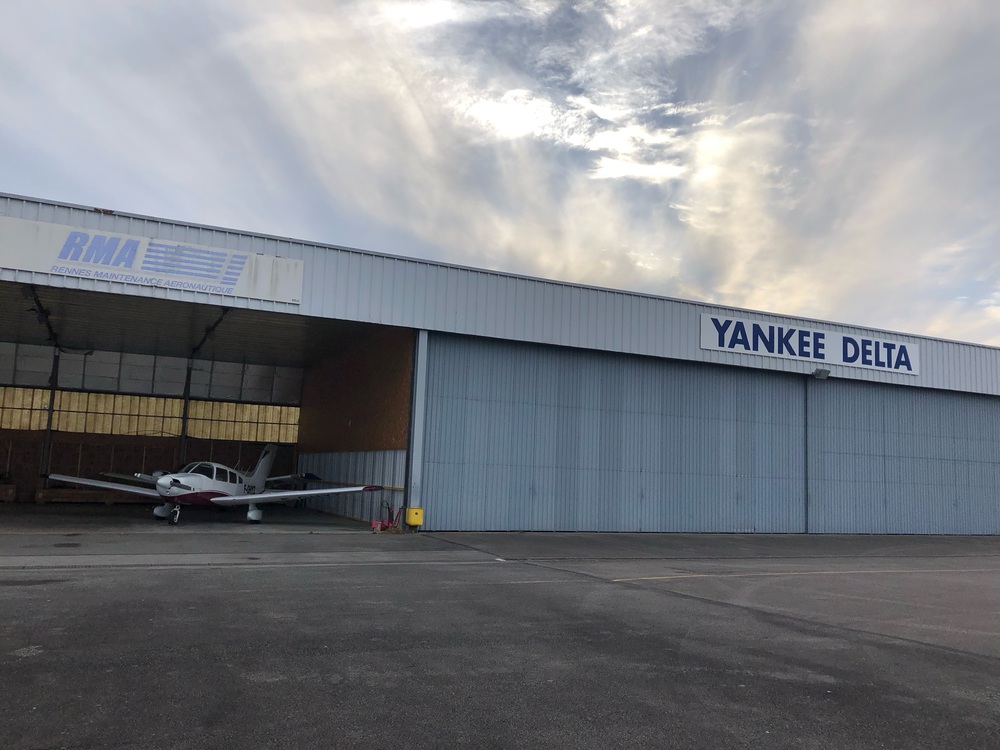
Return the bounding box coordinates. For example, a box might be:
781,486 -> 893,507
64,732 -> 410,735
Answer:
2,191 -> 1000,533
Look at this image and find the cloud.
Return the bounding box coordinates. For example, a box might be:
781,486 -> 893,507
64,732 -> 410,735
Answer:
768,0 -> 1000,334
223,0 -> 754,287
1,0 -> 998,343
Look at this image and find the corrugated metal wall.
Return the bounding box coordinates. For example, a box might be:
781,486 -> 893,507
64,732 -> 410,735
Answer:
298,450 -> 406,524
807,381 -> 1000,533
0,342 -> 301,403
6,193 -> 1000,397
420,335 -> 1000,533
421,335 -> 806,532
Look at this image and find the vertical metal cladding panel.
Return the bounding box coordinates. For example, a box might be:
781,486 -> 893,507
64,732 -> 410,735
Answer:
11,193 -> 1000,398
13,345 -> 54,387
120,353 -> 155,394
484,274 -> 500,339
0,342 -> 16,383
298,450 -> 407,522
421,334 -> 806,531
807,380 -> 1000,533
356,253 -> 374,321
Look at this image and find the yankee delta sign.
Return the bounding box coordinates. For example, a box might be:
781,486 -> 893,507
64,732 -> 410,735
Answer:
700,314 -> 919,375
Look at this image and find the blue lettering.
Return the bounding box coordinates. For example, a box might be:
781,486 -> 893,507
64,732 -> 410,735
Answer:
751,324 -> 774,353
82,235 -> 120,264
896,345 -> 912,372
112,239 -> 138,267
729,321 -> 750,350
797,329 -> 811,358
883,342 -> 896,368
861,338 -> 873,366
706,318 -> 913,373
843,337 -> 859,363
711,317 -> 732,347
50,265 -> 91,277
777,327 -> 796,355
58,231 -> 89,261
813,332 -> 826,360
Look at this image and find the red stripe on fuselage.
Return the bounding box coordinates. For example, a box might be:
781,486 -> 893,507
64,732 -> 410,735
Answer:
171,491 -> 230,507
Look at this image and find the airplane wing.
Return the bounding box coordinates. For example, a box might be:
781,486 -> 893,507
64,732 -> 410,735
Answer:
264,472 -> 325,485
102,472 -> 160,485
47,474 -> 161,497
209,485 -> 382,506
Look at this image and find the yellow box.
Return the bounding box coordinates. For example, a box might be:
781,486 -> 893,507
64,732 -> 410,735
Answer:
405,507 -> 424,526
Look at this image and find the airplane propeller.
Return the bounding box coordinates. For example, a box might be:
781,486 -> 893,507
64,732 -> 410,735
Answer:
155,475 -> 195,493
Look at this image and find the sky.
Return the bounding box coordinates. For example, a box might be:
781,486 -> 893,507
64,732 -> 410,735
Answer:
1,1 -> 999,343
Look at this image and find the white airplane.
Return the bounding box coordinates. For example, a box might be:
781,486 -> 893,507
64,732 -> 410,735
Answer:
48,443 -> 381,524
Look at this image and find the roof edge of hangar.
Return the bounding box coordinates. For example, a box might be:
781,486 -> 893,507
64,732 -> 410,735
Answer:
2,191 -> 999,396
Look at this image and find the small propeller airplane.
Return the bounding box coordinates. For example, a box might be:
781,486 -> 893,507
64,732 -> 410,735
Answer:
47,443 -> 381,524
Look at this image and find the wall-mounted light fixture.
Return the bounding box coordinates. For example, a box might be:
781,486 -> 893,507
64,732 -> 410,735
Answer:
812,368 -> 831,380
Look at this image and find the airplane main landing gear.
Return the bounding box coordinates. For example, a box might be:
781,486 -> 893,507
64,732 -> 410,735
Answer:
169,504 -> 181,525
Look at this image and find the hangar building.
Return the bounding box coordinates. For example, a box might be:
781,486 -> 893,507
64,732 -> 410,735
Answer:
2,192 -> 999,533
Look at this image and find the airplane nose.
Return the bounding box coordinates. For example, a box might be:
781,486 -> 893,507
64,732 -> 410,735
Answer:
156,475 -> 173,495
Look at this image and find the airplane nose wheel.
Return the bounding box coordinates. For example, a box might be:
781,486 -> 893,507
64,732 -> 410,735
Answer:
169,504 -> 181,525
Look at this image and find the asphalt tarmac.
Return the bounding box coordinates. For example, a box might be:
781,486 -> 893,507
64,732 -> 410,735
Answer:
1,504 -> 999,749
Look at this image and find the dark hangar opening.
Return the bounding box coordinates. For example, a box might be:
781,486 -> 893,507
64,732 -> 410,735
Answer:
0,280 -> 414,507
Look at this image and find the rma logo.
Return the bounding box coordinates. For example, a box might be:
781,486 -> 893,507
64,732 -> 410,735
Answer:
58,231 -> 138,268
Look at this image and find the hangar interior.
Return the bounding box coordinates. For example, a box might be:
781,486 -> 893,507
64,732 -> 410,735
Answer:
3,192 -> 1000,534
0,280 -> 413,516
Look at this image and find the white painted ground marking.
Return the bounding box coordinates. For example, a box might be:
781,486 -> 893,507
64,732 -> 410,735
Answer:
612,568 -> 1000,582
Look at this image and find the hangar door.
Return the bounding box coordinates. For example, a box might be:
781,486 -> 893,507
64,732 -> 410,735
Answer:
806,379 -> 1000,534
418,334 -> 807,532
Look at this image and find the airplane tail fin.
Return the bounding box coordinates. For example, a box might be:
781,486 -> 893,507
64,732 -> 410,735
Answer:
247,443 -> 278,492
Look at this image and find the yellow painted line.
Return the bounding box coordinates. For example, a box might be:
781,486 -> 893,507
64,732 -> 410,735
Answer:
612,568 -> 1000,582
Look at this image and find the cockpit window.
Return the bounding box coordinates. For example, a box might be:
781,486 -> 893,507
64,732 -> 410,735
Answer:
227,470 -> 238,484
180,463 -> 198,473
191,464 -> 214,478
